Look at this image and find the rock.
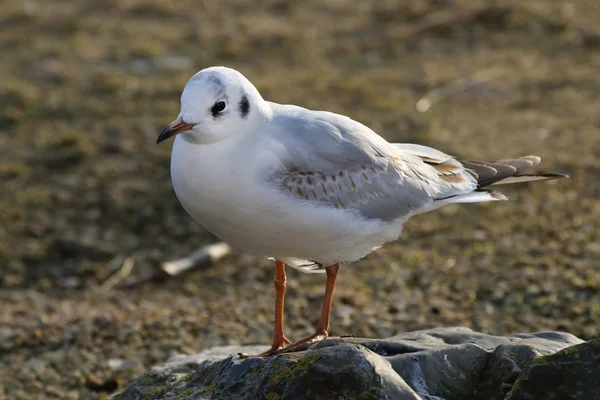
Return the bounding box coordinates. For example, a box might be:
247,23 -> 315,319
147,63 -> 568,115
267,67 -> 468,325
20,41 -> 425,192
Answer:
506,338 -> 600,400
111,327 -> 596,400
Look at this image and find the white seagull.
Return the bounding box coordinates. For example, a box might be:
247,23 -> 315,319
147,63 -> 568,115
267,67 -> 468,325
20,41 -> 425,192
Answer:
156,66 -> 567,357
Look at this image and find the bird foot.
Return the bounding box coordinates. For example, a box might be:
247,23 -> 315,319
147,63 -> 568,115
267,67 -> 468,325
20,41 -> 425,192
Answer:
238,335 -> 291,358
275,330 -> 329,354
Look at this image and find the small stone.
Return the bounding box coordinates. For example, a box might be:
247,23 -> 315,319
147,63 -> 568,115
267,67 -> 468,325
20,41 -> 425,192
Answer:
59,276 -> 81,289
108,358 -> 138,371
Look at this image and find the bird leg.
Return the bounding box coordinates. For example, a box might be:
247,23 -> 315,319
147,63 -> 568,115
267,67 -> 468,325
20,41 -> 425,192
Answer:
277,263 -> 339,354
240,260 -> 290,358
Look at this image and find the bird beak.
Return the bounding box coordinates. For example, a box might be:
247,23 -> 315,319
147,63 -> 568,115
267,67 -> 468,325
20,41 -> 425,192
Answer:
156,117 -> 196,144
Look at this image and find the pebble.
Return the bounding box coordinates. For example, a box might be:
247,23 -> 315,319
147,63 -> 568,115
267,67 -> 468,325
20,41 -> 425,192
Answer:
108,358 -> 138,371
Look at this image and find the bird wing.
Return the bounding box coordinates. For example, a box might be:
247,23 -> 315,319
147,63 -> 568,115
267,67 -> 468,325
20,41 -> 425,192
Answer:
266,105 -> 479,221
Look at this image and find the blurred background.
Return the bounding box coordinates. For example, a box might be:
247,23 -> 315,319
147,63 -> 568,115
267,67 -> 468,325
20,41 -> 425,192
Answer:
1,0 -> 598,398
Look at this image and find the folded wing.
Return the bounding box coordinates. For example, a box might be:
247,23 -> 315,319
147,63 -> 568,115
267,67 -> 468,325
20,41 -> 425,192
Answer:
268,105 -> 566,223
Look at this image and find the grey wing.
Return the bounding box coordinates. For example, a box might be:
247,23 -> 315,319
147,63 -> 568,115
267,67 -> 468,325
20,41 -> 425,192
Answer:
268,106 -> 477,221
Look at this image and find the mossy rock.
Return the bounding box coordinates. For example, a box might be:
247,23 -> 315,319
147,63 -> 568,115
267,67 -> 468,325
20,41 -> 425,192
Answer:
506,338 -> 600,400
111,327 -> 594,400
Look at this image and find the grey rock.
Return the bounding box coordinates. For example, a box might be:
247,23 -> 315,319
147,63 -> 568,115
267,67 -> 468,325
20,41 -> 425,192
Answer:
111,327 -> 595,400
506,338 -> 600,400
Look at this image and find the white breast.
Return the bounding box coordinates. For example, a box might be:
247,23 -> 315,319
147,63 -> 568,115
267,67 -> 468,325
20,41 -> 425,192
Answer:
169,134 -> 405,266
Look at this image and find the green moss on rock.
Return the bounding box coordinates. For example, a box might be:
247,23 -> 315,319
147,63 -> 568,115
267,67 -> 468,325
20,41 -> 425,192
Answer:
530,355 -> 549,364
176,373 -> 194,382
561,345 -> 582,359
151,384 -> 169,397
295,352 -> 321,373
269,365 -> 293,385
178,388 -> 195,398
265,392 -> 281,400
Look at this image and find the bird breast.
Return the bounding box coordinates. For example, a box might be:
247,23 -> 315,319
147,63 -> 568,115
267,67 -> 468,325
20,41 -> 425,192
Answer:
168,135 -> 402,263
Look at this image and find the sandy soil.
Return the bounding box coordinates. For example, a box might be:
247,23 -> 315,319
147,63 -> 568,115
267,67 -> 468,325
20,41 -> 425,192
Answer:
1,0 -> 599,398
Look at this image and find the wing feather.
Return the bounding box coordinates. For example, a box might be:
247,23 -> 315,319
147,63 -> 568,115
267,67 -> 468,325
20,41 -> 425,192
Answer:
267,105 -> 565,223
268,105 -> 477,221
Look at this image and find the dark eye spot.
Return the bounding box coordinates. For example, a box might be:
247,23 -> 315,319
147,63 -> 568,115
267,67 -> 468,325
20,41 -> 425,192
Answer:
211,101 -> 226,117
239,95 -> 250,118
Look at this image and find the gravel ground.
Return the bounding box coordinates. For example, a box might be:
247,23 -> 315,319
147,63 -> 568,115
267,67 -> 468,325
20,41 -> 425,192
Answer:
1,0 -> 599,398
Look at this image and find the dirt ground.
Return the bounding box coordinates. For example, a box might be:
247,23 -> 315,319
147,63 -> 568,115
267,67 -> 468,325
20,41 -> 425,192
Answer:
1,0 -> 599,398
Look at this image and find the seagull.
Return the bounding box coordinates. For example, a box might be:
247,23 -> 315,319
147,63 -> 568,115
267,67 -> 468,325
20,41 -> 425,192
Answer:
156,66 -> 567,357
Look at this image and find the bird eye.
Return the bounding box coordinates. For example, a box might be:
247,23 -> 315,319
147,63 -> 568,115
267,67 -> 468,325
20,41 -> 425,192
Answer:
211,101 -> 226,116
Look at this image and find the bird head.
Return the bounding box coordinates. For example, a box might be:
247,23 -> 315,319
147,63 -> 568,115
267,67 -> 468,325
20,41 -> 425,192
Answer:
157,66 -> 270,145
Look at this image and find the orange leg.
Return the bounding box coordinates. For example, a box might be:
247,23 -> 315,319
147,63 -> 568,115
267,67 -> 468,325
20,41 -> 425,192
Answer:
276,263 -> 339,354
240,260 -> 290,358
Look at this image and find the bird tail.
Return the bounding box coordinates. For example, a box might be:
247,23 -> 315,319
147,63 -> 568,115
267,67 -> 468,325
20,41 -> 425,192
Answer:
459,156 -> 568,188
429,155 -> 567,208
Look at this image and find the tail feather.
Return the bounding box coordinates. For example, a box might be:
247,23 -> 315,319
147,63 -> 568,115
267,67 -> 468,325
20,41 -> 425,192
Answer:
427,189 -> 507,212
460,155 -> 568,188
489,174 -> 566,185
399,144 -> 569,207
